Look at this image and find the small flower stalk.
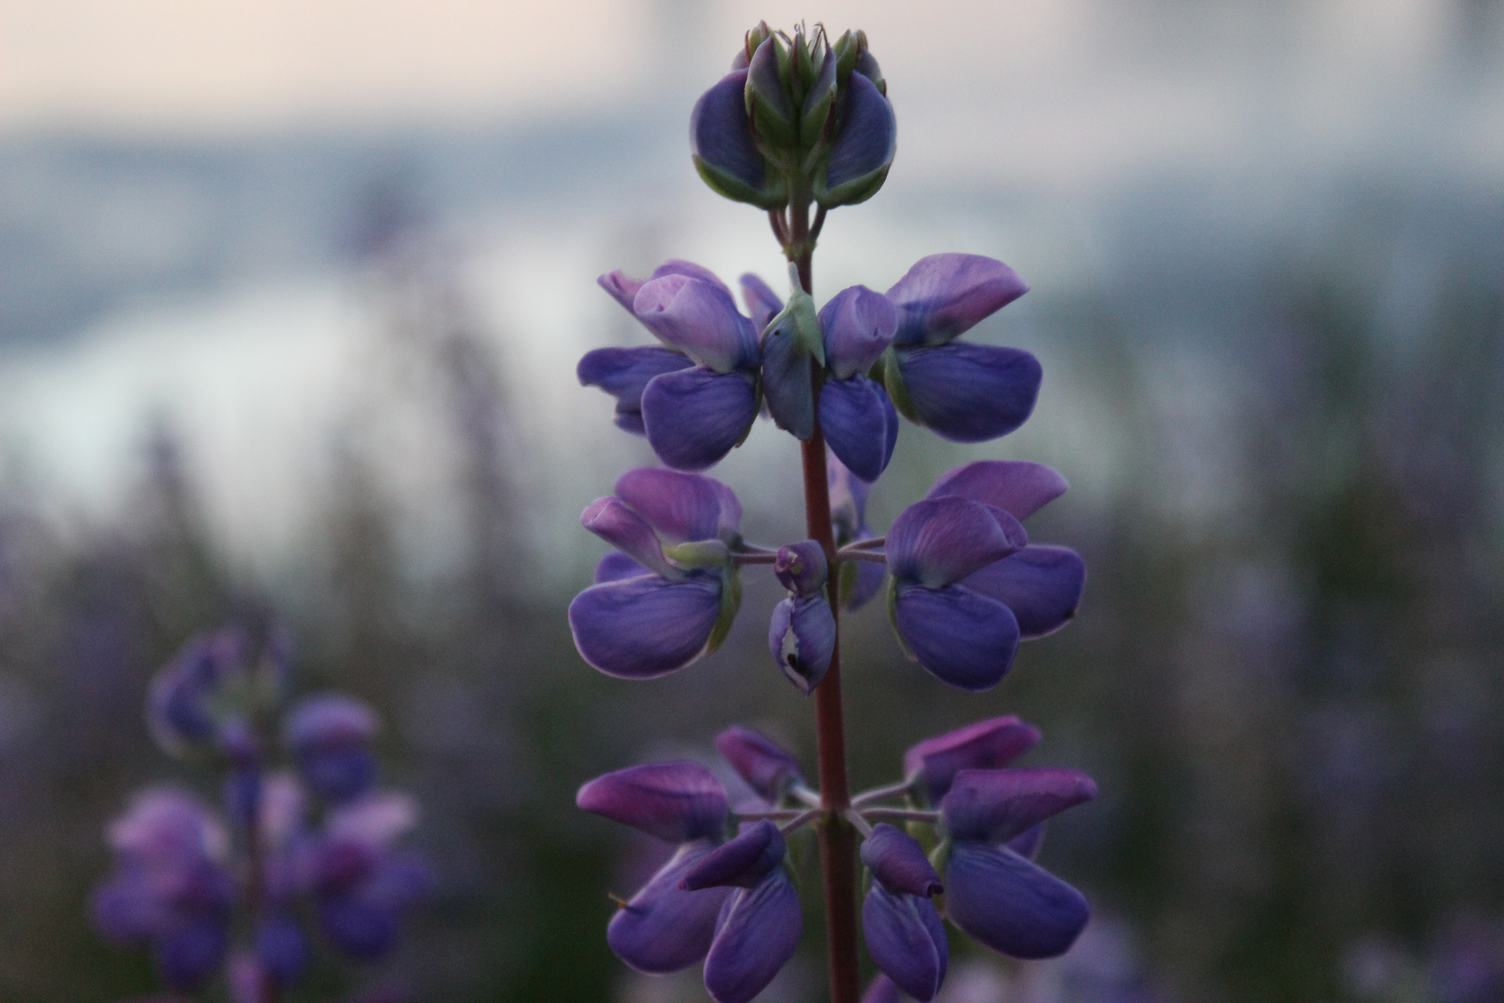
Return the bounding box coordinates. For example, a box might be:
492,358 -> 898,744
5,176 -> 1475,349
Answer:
93,626 -> 429,1000
572,22 -> 1095,1003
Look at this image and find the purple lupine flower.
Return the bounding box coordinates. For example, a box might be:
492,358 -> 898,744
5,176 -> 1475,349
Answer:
884,496 -> 1030,690
286,694 -> 380,803
903,716 -> 1042,805
818,285 -> 901,480
92,788 -> 234,991
925,461 -> 1087,639
883,462 -> 1085,690
577,761 -> 734,973
768,541 -> 837,693
829,452 -> 885,611
306,792 -> 430,961
569,468 -> 743,678
861,824 -> 948,1000
939,769 -> 1095,959
583,262 -> 763,470
684,821 -> 804,1003
714,725 -> 806,804
881,255 -> 1041,443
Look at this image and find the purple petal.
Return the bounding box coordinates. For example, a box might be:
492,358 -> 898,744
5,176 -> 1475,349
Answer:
959,545 -> 1086,639
317,892 -> 398,960
287,695 -> 378,750
819,70 -> 897,206
768,594 -> 836,694
576,761 -> 729,843
634,275 -> 758,374
895,343 -> 1041,443
943,842 -> 1089,959
746,37 -> 796,139
568,574 -> 723,679
703,871 -> 804,1003
892,584 -> 1020,691
92,876 -> 171,942
682,820 -> 786,890
578,346 -> 694,435
940,768 -> 1097,844
887,497 -> 1027,588
842,558 -> 886,613
596,552 -> 649,583
614,467 -> 741,543
925,461 -> 1068,520
886,254 -> 1028,348
1008,823 -> 1045,860
820,285 -> 898,379
740,273 -> 782,332
861,976 -> 904,1003
599,261 -> 733,313
155,919 -> 229,991
820,376 -> 897,483
862,883 -> 948,1001
580,497 -> 676,577
714,726 -> 805,802
642,368 -> 759,472
861,824 -> 942,897
827,450 -> 872,541
903,716 -> 1042,805
760,315 -> 816,440
691,71 -> 784,208
608,842 -> 732,973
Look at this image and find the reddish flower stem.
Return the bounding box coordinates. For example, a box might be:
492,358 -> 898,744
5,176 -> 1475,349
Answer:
787,198 -> 862,1003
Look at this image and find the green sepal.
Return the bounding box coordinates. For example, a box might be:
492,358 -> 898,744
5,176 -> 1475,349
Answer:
663,538 -> 731,571
745,37 -> 798,149
691,154 -> 788,210
880,347 -> 919,423
813,158 -> 892,209
800,47 -> 838,148
705,566 -> 743,655
885,577 -> 915,662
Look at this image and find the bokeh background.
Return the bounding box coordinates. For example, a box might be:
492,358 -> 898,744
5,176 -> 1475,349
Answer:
3,1 -> 1503,1000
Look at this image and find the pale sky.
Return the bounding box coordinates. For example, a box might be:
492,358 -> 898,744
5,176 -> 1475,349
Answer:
0,1 -> 1469,132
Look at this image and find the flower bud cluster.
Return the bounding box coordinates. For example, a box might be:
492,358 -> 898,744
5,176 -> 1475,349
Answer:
93,627 -> 429,998
693,23 -> 896,212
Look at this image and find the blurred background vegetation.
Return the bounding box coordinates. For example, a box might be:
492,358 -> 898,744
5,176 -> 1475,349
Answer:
1,1 -> 1502,1000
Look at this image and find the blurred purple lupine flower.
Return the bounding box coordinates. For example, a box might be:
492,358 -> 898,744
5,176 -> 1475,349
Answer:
582,263 -> 763,470
147,626 -> 290,759
861,824 -> 948,1000
569,468 -> 745,678
286,693 -> 380,803
92,788 -> 234,991
939,769 -> 1096,959
577,761 -> 735,974
884,462 -> 1085,690
306,792 -> 431,961
768,541 -> 837,693
829,452 -> 885,611
881,255 -> 1041,443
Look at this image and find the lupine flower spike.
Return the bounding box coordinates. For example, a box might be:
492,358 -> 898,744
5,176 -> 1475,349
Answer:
572,21 -> 1094,1003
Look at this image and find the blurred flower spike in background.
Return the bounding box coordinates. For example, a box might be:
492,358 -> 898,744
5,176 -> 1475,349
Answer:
92,626 -> 429,1000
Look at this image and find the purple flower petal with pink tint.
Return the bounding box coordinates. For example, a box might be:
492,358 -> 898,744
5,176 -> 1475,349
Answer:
903,716 -> 1042,805
886,254 -> 1028,348
576,761 -> 729,844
